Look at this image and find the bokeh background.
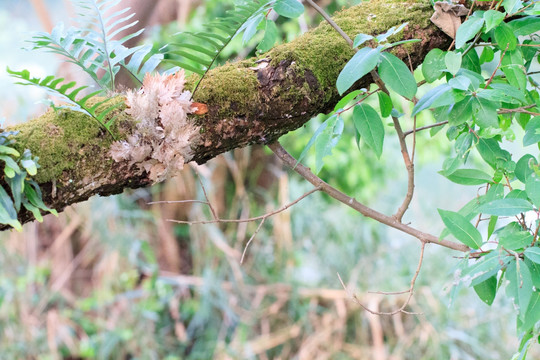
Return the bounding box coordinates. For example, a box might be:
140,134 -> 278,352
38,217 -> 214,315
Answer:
0,0 -> 535,359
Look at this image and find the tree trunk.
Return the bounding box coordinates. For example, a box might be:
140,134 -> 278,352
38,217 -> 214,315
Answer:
6,0 -> 450,228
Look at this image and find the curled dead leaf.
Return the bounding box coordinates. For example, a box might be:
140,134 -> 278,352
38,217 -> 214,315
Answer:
431,1 -> 469,39
191,102 -> 208,115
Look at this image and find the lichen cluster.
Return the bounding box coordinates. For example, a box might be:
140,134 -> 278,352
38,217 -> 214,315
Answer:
110,71 -> 199,183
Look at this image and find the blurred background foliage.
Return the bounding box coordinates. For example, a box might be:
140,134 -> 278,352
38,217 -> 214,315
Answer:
0,0 -> 536,359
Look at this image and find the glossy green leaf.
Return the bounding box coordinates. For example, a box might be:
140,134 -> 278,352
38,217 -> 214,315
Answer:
378,52 -> 417,99
515,154 -> 537,183
523,116 -> 540,146
0,185 -> 22,231
438,209 -> 483,248
509,16 -> 540,36
502,0 -> 523,15
501,49 -> 527,90
476,138 -> 511,169
472,97 -> 499,128
499,230 -> 533,251
297,116 -> 331,165
494,23 -> 517,51
315,115 -> 343,173
484,10 -> 506,32
480,46 -> 494,64
274,0 -> 304,18
353,104 -> 385,158
474,276 -> 497,305
257,19 -> 279,52
422,48 -> 446,83
353,33 -> 374,48
449,96 -> 474,126
478,198 -> 534,216
526,175 -> 540,208
443,169 -> 493,185
377,92 -> 393,118
464,251 -> 510,286
519,290 -> 540,333
506,259 -> 533,320
334,90 -> 362,112
336,47 -> 381,95
456,17 -> 485,49
412,84 -> 455,116
524,247 -> 540,264
444,51 -> 462,75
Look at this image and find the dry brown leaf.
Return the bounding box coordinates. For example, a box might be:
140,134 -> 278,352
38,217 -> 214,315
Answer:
430,1 -> 469,39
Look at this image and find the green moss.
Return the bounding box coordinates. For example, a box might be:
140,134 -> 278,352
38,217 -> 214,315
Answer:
268,0 -> 432,94
192,60 -> 260,119
10,96 -> 128,183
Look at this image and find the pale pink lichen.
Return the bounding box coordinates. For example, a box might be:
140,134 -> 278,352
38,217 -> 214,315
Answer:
110,70 -> 199,183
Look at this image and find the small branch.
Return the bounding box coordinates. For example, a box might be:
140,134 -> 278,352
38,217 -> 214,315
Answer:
269,142 -> 469,252
404,121 -> 448,137
304,0 -> 354,48
167,187 -> 319,225
499,105 -> 540,116
338,243 -> 425,316
485,43 -> 509,88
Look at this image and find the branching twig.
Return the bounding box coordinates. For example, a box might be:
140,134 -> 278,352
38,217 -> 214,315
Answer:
338,243 -> 425,316
269,142 -> 469,252
304,0 -> 353,47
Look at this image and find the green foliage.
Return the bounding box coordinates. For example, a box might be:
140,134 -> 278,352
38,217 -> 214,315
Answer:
165,0 -> 281,94
0,131 -> 57,230
296,2 -> 540,356
7,68 -> 121,138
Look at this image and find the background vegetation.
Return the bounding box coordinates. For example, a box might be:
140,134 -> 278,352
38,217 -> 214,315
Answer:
0,0 -> 536,359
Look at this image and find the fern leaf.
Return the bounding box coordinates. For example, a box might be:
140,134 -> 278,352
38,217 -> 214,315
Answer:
28,0 -> 162,91
165,0 -> 274,95
7,67 -> 118,139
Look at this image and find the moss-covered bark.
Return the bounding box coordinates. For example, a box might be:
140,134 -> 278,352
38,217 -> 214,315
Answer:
4,0 -> 451,228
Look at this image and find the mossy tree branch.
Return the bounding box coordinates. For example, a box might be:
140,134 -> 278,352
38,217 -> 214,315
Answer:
4,0 -> 451,229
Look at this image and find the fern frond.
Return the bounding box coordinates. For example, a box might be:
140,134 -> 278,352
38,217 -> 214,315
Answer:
165,0 -> 275,95
7,68 -> 120,139
28,0 -> 162,91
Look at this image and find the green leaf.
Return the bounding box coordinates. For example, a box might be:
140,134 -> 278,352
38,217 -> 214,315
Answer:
377,92 -> 393,118
515,154 -> 537,183
274,0 -> 304,18
422,48 -> 446,83
524,116 -> 540,146
315,115 -> 344,173
353,33 -> 374,48
502,0 -> 523,15
473,276 -> 497,305
443,169 -> 493,185
353,104 -> 385,158
526,175 -> 540,208
472,96 -> 499,128
297,116 -> 331,165
6,172 -> 24,212
462,48 -> 481,74
444,51 -> 462,76
519,290 -> 540,333
464,251 -> 510,286
509,16 -> 540,36
448,75 -> 471,91
336,47 -> 381,95
480,46 -> 494,64
0,185 -> 22,231
334,90 -> 362,112
498,230 -> 533,251
412,84 -> 454,116
483,10 -> 506,32
501,49 -> 527,90
506,259 -> 533,320
476,138 -> 511,169
456,17 -> 485,49
449,96 -> 474,126
378,52 -> 417,99
478,198 -> 534,216
494,23 -> 517,51
524,247 -> 540,264
257,19 -> 279,52
0,145 -> 20,157
438,209 -> 483,248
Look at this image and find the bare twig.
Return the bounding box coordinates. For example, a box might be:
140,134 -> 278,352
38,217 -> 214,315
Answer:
241,218 -> 266,264
404,121 -> 448,137
167,187 -> 320,225
304,0 -> 353,47
269,142 -> 469,252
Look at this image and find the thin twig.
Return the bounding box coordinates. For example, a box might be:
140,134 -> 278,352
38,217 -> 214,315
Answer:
404,121 -> 448,137
241,218 -> 266,264
485,43 -> 509,88
269,142 -> 469,252
304,0 -> 353,47
167,187 -> 320,225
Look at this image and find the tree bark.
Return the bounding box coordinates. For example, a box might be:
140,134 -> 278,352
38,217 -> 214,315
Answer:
6,0 -> 451,227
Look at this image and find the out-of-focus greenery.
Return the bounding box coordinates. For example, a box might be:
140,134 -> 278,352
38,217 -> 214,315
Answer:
0,0 -> 537,359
